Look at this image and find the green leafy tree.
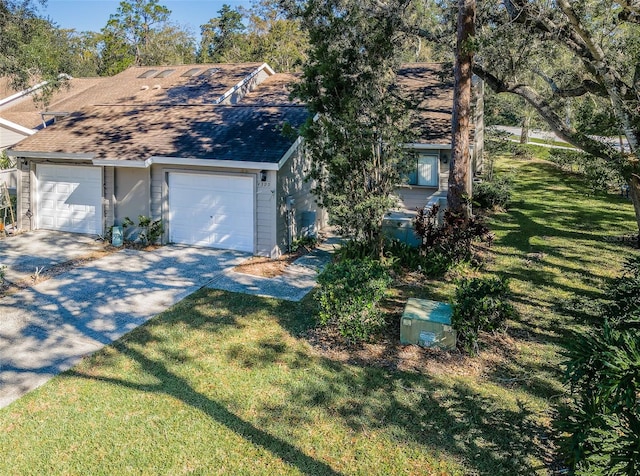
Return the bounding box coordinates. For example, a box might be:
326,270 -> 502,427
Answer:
559,257 -> 640,475
99,0 -> 194,75
243,0 -> 308,72
198,4 -> 246,63
468,0 -> 640,238
0,1 -> 71,92
291,0 -> 415,256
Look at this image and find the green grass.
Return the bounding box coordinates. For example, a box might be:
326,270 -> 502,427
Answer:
504,134 -> 574,148
0,155 -> 638,475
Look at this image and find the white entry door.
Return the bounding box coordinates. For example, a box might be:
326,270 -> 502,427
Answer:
36,164 -> 102,235
168,172 -> 255,252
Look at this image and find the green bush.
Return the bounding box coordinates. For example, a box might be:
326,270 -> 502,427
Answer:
547,149 -> 624,193
451,276 -> 517,356
558,256 -> 640,474
123,215 -> 164,246
605,256 -> 640,327
413,205 -> 491,268
473,177 -> 512,210
316,258 -> 392,342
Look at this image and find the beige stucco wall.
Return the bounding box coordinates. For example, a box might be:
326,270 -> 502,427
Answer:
114,167 -> 150,240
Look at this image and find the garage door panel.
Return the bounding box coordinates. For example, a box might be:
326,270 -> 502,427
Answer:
169,173 -> 255,252
37,165 -> 102,235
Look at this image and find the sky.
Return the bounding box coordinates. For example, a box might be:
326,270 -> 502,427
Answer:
39,0 -> 250,38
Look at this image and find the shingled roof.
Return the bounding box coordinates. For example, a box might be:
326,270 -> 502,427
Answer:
8,63 -> 455,164
397,63 -> 455,145
11,104 -> 308,162
0,63 -> 267,129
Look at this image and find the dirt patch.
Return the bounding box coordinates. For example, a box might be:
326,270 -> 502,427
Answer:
233,239 -> 321,278
304,315 -> 517,379
233,252 -> 303,278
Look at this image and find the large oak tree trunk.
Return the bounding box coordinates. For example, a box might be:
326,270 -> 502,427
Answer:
448,0 -> 476,219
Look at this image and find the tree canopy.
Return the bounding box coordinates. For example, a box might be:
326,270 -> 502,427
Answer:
291,0 -> 415,255
100,0 -> 195,75
469,0 -> 640,233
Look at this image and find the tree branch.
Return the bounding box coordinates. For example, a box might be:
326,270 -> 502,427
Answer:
473,63 -> 622,162
619,0 -> 640,23
537,72 -> 609,98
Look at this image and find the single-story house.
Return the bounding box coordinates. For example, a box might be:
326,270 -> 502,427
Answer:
6,62 -> 482,256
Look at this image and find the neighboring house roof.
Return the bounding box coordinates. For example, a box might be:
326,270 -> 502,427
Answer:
0,63 -> 269,130
11,104 -> 308,163
0,77 -> 105,129
397,63 -> 454,145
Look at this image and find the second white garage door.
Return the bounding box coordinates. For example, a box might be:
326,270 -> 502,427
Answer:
36,164 -> 102,235
168,173 -> 255,252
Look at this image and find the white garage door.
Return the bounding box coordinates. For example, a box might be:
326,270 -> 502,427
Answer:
169,173 -> 255,252
37,164 -> 102,235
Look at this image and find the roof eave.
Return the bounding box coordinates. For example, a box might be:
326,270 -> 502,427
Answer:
5,150 -> 94,160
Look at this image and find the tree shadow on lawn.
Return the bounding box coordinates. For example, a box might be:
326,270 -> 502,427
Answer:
66,290 -> 552,475
67,302 -> 341,476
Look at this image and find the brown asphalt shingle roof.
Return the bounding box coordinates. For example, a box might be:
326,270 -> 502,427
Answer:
397,63 -> 454,145
9,63 -> 455,163
11,105 -> 308,163
0,63 -> 265,129
240,73 -> 302,106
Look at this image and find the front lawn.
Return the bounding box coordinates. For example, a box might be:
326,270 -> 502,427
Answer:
0,155 -> 637,475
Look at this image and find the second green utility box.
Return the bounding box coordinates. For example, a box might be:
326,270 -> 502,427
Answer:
400,298 -> 456,350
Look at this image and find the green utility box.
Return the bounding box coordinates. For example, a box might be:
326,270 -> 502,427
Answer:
400,298 -> 456,350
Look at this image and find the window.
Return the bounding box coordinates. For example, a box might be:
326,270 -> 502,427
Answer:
181,68 -> 201,77
138,69 -> 158,78
407,154 -> 439,186
153,69 -> 175,78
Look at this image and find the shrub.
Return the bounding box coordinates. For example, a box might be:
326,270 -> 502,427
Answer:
605,256 -> 640,328
547,149 -> 624,193
316,258 -> 392,342
137,215 -> 164,245
336,239 -> 375,261
473,177 -> 512,210
413,205 -> 492,268
512,143 -> 534,160
557,256 -> 640,474
451,276 -> 517,356
123,215 -> 164,246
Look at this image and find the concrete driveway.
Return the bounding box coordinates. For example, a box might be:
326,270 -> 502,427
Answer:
0,230 -> 105,283
0,244 -> 248,409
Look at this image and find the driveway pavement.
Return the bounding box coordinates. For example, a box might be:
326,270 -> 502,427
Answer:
0,230 -> 104,283
0,245 -> 248,409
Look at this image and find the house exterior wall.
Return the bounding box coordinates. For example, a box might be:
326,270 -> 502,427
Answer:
151,163 -> 278,256
0,127 -> 27,151
114,167 -> 151,240
394,148 -> 451,212
276,146 -> 325,254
